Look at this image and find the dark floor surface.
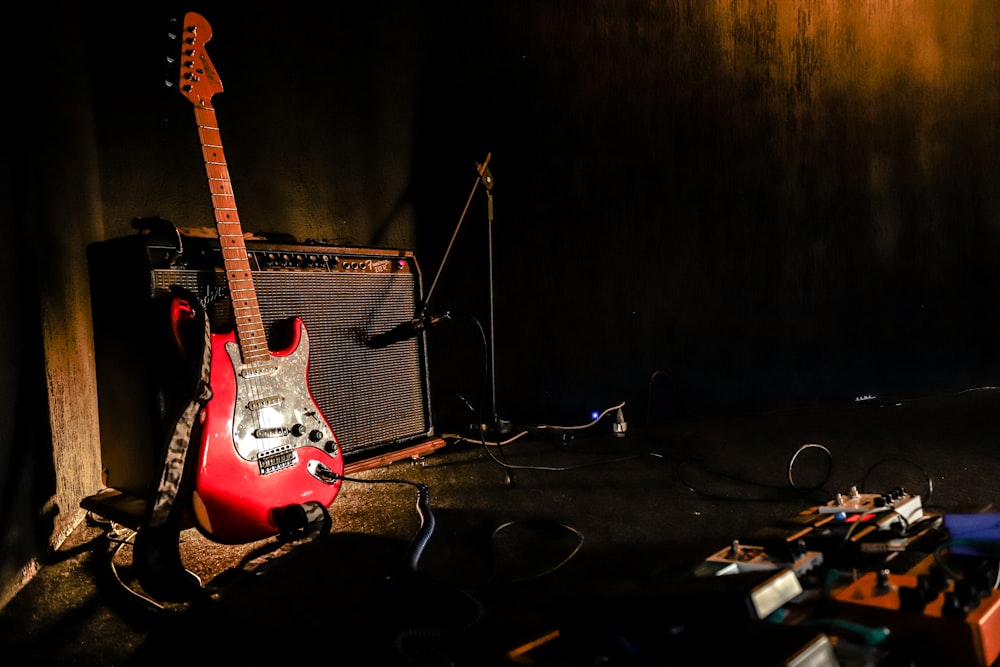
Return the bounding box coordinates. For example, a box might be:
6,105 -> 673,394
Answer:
2,388 -> 1000,666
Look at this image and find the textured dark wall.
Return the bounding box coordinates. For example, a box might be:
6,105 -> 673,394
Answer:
411,1 -> 1000,426
80,0 -> 1000,425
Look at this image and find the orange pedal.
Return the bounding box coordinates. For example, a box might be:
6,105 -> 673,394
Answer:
833,571 -> 1000,667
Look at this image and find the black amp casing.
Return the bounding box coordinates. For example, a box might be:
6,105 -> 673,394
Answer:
88,233 -> 434,498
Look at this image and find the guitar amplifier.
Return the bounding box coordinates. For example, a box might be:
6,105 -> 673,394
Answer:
88,232 -> 435,498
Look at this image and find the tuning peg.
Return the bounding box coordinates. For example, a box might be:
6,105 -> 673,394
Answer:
166,17 -> 179,41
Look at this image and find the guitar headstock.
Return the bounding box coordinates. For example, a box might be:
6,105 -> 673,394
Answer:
167,12 -> 223,108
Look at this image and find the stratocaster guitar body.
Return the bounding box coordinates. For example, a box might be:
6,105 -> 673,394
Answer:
173,12 -> 343,544
193,320 -> 342,544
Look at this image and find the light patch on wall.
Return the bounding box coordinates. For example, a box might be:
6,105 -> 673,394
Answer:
706,0 -> 980,93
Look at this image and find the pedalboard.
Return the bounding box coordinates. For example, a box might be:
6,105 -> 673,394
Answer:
700,488 -> 927,578
691,485 -> 997,666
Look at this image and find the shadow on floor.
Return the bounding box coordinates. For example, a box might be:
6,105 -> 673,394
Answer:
3,388 -> 1000,666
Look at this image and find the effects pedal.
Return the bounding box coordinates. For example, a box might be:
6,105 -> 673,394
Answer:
833,567 -> 1000,666
676,565 -> 806,621
705,540 -> 824,577
818,486 -> 923,526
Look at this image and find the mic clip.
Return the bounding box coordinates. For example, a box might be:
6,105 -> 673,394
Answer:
414,311 -> 450,331
367,311 -> 450,349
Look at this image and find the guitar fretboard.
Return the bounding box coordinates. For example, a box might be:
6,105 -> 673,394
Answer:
194,105 -> 269,365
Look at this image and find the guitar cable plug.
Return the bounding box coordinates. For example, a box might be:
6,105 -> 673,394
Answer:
307,459 -> 342,484
612,408 -> 627,437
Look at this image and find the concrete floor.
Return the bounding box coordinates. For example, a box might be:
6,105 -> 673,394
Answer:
2,388 -> 1000,666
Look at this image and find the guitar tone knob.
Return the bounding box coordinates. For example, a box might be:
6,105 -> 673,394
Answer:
308,430 -> 324,443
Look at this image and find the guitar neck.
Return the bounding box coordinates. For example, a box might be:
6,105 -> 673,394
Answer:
193,105 -> 269,365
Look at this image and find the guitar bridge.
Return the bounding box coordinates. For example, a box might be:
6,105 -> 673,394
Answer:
258,444 -> 298,474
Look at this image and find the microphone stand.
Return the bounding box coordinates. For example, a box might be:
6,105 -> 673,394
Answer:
421,152 -> 508,440
482,160 -> 507,439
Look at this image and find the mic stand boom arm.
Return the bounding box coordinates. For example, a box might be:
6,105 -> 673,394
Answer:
419,152 -> 492,321
368,155 -> 492,350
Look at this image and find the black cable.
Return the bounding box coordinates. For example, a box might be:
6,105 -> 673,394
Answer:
332,472 -> 487,666
786,442 -> 834,493
859,457 -> 934,506
487,519 -> 584,585
645,369 -> 690,427
673,441 -> 834,504
333,473 -> 437,573
675,462 -> 812,503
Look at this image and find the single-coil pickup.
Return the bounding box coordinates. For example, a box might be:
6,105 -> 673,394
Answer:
258,444 -> 297,474
240,365 -> 278,379
247,395 -> 283,411
254,426 -> 290,439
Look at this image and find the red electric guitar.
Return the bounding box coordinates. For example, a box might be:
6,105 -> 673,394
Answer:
173,12 -> 343,543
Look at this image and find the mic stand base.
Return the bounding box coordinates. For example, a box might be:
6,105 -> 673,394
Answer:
471,416 -> 515,443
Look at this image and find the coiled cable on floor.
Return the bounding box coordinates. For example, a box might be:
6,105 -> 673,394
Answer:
786,442 -> 834,497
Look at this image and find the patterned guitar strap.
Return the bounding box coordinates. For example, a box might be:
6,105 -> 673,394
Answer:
133,285 -> 332,601
133,285 -> 214,602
